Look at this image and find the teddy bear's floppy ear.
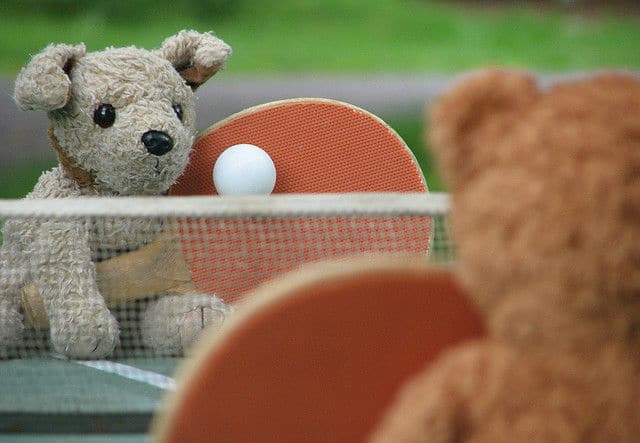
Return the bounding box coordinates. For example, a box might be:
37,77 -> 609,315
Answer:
429,69 -> 539,189
158,30 -> 231,91
13,44 -> 86,111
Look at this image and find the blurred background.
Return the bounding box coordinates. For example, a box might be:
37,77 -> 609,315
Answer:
1,0 -> 639,196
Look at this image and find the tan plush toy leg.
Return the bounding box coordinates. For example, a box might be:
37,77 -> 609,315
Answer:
0,298 -> 23,352
31,220 -> 120,359
141,294 -> 230,355
0,221 -> 29,353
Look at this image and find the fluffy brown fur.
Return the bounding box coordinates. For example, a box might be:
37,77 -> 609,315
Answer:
370,70 -> 640,442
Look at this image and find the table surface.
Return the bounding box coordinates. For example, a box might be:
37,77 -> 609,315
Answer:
0,356 -> 180,440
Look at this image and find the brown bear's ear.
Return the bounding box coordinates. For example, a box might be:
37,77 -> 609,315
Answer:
428,69 -> 539,189
13,44 -> 86,111
158,30 -> 231,91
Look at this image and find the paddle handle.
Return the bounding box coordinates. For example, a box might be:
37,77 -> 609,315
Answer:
21,231 -> 196,329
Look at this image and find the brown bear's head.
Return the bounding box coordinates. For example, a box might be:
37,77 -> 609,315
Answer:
430,70 -> 640,352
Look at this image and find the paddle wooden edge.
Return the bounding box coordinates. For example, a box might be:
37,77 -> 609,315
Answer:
150,255 -> 477,442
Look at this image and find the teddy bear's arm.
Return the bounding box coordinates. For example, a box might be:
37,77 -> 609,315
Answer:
370,355 -> 467,443
370,340 -> 510,443
30,218 -> 119,358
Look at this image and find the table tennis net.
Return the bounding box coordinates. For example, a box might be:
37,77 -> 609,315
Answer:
0,193 -> 453,361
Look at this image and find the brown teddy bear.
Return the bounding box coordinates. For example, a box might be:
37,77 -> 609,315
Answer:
370,70 -> 640,442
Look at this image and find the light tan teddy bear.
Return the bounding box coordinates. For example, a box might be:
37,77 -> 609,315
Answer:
0,31 -> 232,359
370,70 -> 640,442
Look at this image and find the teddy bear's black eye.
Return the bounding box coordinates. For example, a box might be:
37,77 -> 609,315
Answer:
173,104 -> 184,122
93,104 -> 116,128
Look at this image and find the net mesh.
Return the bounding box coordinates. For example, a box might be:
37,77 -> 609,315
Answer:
0,193 -> 452,433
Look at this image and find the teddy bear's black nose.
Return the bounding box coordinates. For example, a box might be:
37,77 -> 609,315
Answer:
142,130 -> 174,156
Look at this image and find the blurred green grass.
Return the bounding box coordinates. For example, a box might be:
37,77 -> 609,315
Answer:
1,0 -> 639,74
388,117 -> 444,192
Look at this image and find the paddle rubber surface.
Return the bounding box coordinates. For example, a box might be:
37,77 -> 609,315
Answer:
170,99 -> 431,303
154,260 -> 485,443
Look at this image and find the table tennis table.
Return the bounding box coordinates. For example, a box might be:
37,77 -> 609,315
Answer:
0,355 -> 179,442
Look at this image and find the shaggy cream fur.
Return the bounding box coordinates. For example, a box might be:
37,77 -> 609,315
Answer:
0,30 -> 232,359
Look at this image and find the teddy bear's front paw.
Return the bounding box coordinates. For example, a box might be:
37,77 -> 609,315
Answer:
141,294 -> 231,355
50,306 -> 119,359
0,301 -> 25,356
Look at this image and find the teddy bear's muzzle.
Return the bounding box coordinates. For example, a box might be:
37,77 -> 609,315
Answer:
142,130 -> 174,156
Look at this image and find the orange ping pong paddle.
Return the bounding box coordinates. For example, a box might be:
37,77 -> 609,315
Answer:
170,98 -> 431,303
152,258 -> 485,443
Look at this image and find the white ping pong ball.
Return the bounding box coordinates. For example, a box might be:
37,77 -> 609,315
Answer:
213,144 -> 277,196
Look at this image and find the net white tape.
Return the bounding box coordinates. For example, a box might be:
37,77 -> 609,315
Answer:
0,193 -> 452,433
